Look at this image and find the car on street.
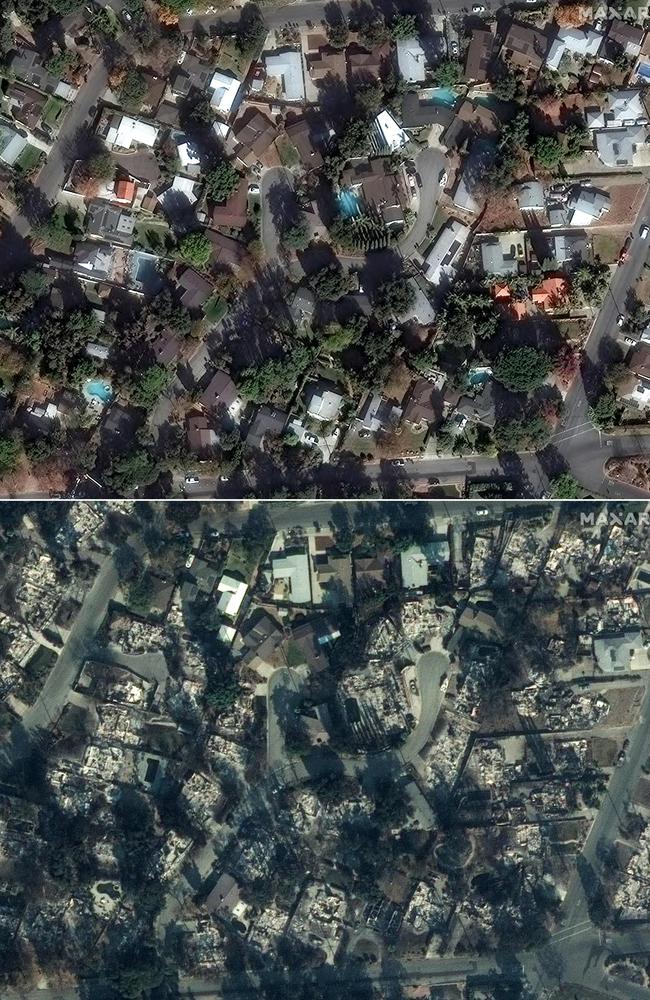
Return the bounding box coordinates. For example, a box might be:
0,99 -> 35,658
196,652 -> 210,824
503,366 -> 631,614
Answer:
449,40 -> 459,55
392,458 -> 406,467
219,475 -> 229,482
358,429 -> 371,438
304,432 -> 319,445
472,5 -> 485,11
641,224 -> 649,240
439,169 -> 448,186
121,9 -> 132,21
617,313 -> 626,326
476,507 -> 489,516
184,474 -> 199,485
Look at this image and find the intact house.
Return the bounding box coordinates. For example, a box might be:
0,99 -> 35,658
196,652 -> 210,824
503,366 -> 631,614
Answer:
209,69 -> 243,117
176,267 -> 213,314
209,176 -> 249,230
545,27 -> 604,72
246,405 -> 288,450
5,82 -> 48,131
0,122 -> 29,167
9,46 -> 79,99
263,50 -> 306,102
586,90 -> 650,168
422,220 -> 471,285
86,201 -> 136,247
305,382 -> 344,422
600,18 -> 646,65
464,27 -> 494,83
229,107 -> 279,168
479,231 -> 528,277
200,370 -> 243,421
354,391 -> 403,437
499,21 -> 549,79
339,158 -> 409,228
169,53 -> 214,100
396,37 -> 427,83
98,113 -> 159,152
186,414 -> 219,458
284,116 -> 325,171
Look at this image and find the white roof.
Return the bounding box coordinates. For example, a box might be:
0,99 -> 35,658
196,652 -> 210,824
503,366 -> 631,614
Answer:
594,125 -> 646,166
54,80 -> 78,101
209,69 -> 242,115
453,171 -> 480,214
178,141 -> 201,168
0,130 -> 28,166
216,574 -> 248,618
272,551 -> 311,604
546,27 -> 603,71
218,624 -> 237,644
307,389 -> 343,421
264,51 -> 305,102
107,115 -> 159,150
423,220 -> 471,285
401,545 -> 429,589
586,89 -> 648,130
517,180 -> 545,211
374,110 -> 410,152
396,37 -> 427,82
159,175 -> 199,208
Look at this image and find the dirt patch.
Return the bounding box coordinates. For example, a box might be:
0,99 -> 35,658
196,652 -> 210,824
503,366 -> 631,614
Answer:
597,685 -> 645,728
606,455 -> 650,492
593,232 -> 623,265
590,735 -> 618,768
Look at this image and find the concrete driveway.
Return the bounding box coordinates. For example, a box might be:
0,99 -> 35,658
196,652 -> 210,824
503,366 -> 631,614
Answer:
260,165 -> 295,260
399,147 -> 447,259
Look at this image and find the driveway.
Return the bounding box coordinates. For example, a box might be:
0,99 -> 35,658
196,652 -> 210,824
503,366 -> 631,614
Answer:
260,165 -> 295,260
399,147 -> 447,259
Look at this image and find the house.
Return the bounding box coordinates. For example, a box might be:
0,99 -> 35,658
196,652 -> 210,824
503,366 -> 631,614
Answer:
306,383 -> 344,421
170,53 -> 214,97
158,175 -> 201,217
210,177 -> 249,229
396,37 -> 427,82
178,141 -> 201,173
246,405 -> 288,449
186,414 -> 219,456
289,286 -> 316,326
231,108 -> 279,166
73,242 -> 116,281
102,113 -> 159,151
205,229 -> 245,270
240,611 -> 284,670
340,159 -> 408,227
517,180 -> 545,212
627,342 -> 650,379
620,374 -> 650,410
546,27 -> 603,71
176,267 -> 212,312
285,117 -> 324,170
86,201 -> 135,247
9,46 -> 77,98
531,276 -> 569,311
354,554 -> 388,592
441,99 -> 499,149
400,546 -> 429,589
205,874 -> 244,919
401,92 -> 455,130
586,89 -> 649,130
372,110 -> 410,153
139,72 -> 166,115
402,378 -> 442,431
152,332 -> 182,366
209,69 -> 242,115
500,21 -> 548,77
423,220 -> 471,285
464,27 -> 494,82
5,82 -> 47,130
306,39 -> 347,83
601,18 -> 646,62
290,617 -> 340,670
594,126 -> 647,167
200,370 -> 242,418
347,42 -> 390,82
264,50 -> 306,101
479,232 -> 526,276
455,380 -> 498,429
0,123 -> 28,167
216,572 -> 248,619
311,538 -> 353,605
594,630 -> 649,672
567,187 -> 610,225
357,392 -> 402,434
271,549 -> 312,604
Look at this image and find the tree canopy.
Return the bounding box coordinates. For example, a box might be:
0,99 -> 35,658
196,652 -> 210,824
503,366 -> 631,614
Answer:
493,347 -> 553,393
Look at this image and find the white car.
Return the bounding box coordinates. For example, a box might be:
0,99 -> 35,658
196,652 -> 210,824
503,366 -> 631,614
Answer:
392,458 -> 406,467
439,169 -> 448,186
617,314 -> 626,327
184,474 -> 199,485
472,5 -> 485,11
449,40 -> 459,55
641,224 -> 649,239
476,507 -> 489,516
248,183 -> 260,195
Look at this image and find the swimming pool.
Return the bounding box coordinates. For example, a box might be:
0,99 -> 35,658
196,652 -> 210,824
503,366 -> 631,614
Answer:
467,366 -> 492,388
84,379 -> 113,404
338,188 -> 361,218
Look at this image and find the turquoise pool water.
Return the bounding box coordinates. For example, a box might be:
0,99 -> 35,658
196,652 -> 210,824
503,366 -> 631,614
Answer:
85,379 -> 113,403
467,367 -> 492,388
427,86 -> 459,108
338,188 -> 361,218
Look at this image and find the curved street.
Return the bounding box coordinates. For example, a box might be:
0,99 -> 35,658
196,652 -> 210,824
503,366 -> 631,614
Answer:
399,147 -> 446,259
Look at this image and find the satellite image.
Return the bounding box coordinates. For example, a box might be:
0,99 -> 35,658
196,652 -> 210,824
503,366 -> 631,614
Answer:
0,498 -> 648,1000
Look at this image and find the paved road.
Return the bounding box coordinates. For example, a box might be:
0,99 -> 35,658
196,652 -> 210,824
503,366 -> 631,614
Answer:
12,58 -> 109,237
399,147 -> 446,259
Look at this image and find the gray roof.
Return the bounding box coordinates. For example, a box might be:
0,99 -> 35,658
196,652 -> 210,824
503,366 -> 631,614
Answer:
86,201 -> 135,246
595,126 -> 645,166
480,238 -> 519,276
593,630 -> 649,673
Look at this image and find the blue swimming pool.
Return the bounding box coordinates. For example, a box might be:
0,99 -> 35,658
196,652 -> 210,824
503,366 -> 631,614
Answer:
427,86 -> 459,108
338,188 -> 361,218
85,379 -> 113,404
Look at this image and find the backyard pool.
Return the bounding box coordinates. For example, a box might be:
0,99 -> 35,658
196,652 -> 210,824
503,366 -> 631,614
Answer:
84,379 -> 113,405
418,86 -> 460,109
467,366 -> 492,388
337,188 -> 362,218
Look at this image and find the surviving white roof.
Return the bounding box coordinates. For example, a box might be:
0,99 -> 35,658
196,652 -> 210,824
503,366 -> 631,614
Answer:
568,187 -> 610,225
453,171 -> 480,214
159,174 -> 199,207
216,574 -> 248,619
54,80 -> 78,101
264,51 -> 305,102
106,115 -> 159,150
307,388 -> 343,421
396,37 -> 427,82
272,551 -> 311,604
586,89 -> 648,130
373,110 -> 410,152
400,545 -> 429,589
517,180 -> 545,211
423,220 -> 471,285
178,140 -> 201,168
594,126 -> 646,166
0,126 -> 28,166
209,69 -> 242,115
546,27 -> 603,71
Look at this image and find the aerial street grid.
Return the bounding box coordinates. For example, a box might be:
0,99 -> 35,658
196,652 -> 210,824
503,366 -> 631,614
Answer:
0,0 -> 649,499
0,498 -> 648,1000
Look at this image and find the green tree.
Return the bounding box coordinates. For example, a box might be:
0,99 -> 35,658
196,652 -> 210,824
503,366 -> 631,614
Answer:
491,65 -> 526,101
439,284 -> 499,346
326,18 -> 349,48
338,118 -> 373,160
589,390 -> 619,429
236,4 -> 265,56
205,161 -> 240,203
359,13 -> 387,48
374,277 -> 416,319
130,364 -> 173,410
493,346 -> 552,392
572,259 -> 609,306
0,434 -> 21,477
356,80 -> 384,116
238,344 -> 317,402
117,67 -> 147,109
432,58 -> 461,87
390,12 -> 417,38
551,472 -> 581,498
565,122 -> 589,159
109,449 -> 160,494
83,148 -> 114,180
283,217 -> 310,250
534,134 -> 565,170
309,264 -> 356,301
493,415 -> 552,452
178,232 -> 212,270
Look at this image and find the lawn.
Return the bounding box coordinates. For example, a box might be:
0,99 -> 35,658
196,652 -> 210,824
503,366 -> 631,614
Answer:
276,135 -> 300,168
593,231 -> 623,265
204,294 -> 229,323
42,96 -> 67,130
14,143 -> 44,176
216,36 -> 252,79
134,220 -> 173,254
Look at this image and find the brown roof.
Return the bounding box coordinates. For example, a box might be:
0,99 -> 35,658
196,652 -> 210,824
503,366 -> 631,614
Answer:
464,28 -> 494,82
285,118 -> 324,169
187,414 -> 218,454
246,405 -> 288,450
340,158 -> 407,214
307,46 -> 347,81
205,229 -> 246,269
177,267 -> 212,312
500,21 -> 548,74
306,32 -> 328,51
151,332 -> 182,366
628,343 -> 650,379
210,176 -> 249,229
6,81 -> 47,129
232,108 -> 278,162
607,17 -> 644,50
200,370 -> 239,411
346,42 -> 390,78
403,378 -> 441,429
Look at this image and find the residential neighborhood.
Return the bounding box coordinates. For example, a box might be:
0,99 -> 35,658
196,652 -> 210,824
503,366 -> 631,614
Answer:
0,0 -> 650,498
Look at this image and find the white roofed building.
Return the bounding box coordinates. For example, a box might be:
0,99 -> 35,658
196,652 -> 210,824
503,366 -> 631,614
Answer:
264,51 -> 306,102
586,89 -> 648,130
423,220 -> 471,285
216,574 -> 248,619
209,70 -> 242,116
104,114 -> 159,151
396,37 -> 427,82
306,386 -> 344,421
271,551 -> 312,604
546,27 -> 603,71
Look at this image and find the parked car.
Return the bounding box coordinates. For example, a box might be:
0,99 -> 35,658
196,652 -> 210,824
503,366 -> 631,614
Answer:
449,40 -> 459,55
392,458 -> 406,467
472,5 -> 485,11
641,224 -> 649,240
184,475 -> 199,485
617,313 -> 626,327
304,432 -> 319,445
